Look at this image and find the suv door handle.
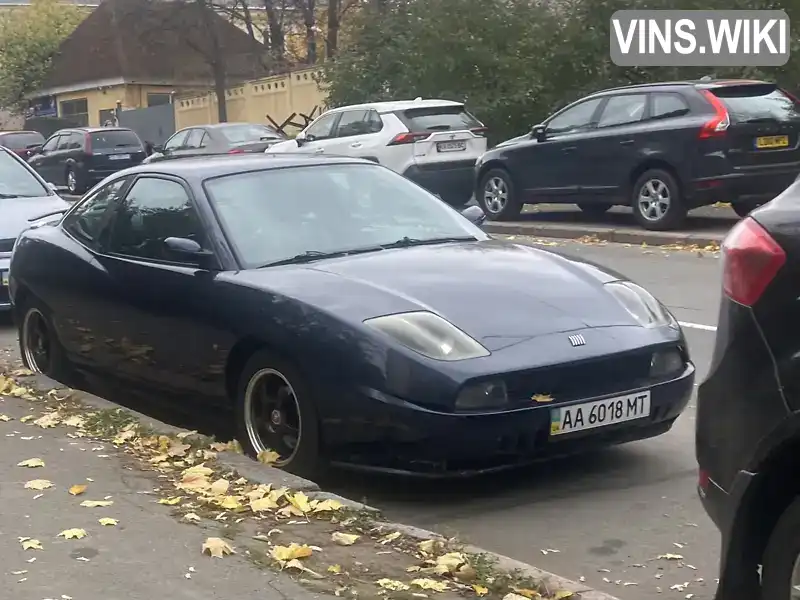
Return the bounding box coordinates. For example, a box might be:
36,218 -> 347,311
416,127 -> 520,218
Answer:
350,142 -> 362,148
562,146 -> 577,153
314,148 -> 325,154
619,139 -> 635,146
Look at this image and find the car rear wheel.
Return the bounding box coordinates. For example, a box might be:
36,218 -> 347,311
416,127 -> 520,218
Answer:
761,496 -> 800,599
631,169 -> 686,231
578,202 -> 613,217
18,298 -> 70,382
66,167 -> 85,195
234,350 -> 321,477
478,168 -> 522,221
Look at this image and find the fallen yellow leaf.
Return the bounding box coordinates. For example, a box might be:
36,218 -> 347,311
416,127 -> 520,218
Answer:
209,479 -> 229,496
0,414 -> 12,422
176,430 -> 198,439
250,496 -> 279,512
313,498 -> 344,513
271,543 -> 313,562
24,479 -> 53,490
377,579 -> 410,591
531,394 -> 553,403
216,495 -> 242,510
80,500 -> 113,508
179,472 -> 211,492
69,484 -> 88,496
287,491 -> 312,514
328,564 -> 343,574
418,539 -> 438,554
17,458 -> 45,468
34,412 -> 60,428
183,463 -> 213,478
98,517 -> 118,526
158,496 -> 183,506
435,552 -> 468,574
183,512 -> 201,523
411,579 -> 450,592
513,588 -> 542,599
379,531 -> 402,545
12,368 -> 33,376
21,539 -> 42,550
284,558 -> 323,578
63,415 -> 85,428
257,449 -> 280,464
19,415 -> 34,423
202,537 -> 234,558
168,441 -> 190,457
331,532 -> 360,546
58,528 -> 88,540
473,585 -> 489,596
554,592 -> 574,600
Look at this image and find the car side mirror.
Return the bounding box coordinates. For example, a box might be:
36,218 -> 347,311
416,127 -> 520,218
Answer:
531,124 -> 547,142
153,144 -> 163,153
164,237 -> 216,269
461,205 -> 486,226
295,131 -> 308,147
28,145 -> 43,156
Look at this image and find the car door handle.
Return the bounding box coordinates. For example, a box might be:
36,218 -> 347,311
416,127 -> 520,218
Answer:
314,148 -> 325,154
562,146 -> 577,153
350,142 -> 362,148
619,139 -> 635,146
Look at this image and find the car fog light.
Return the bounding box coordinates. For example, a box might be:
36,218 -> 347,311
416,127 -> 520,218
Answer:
455,380 -> 508,410
650,349 -> 684,378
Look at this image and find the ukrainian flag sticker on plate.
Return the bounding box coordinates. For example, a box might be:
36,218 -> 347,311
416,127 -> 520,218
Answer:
1,271 -> 8,287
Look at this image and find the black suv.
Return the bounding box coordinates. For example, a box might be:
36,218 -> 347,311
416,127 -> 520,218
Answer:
476,79 -> 800,230
28,127 -> 146,195
696,183 -> 800,599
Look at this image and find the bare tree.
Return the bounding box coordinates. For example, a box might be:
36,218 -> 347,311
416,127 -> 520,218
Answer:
292,0 -> 317,63
326,0 -> 340,58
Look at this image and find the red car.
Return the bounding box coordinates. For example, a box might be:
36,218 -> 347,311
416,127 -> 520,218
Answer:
0,131 -> 46,160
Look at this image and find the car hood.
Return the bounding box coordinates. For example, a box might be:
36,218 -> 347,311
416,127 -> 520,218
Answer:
229,240 -> 642,350
492,133 -> 533,148
0,195 -> 71,241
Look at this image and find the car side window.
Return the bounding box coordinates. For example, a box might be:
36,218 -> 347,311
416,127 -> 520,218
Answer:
197,131 -> 209,148
546,98 -> 603,135
305,113 -> 338,141
597,94 -> 648,128
335,110 -> 370,138
68,132 -> 83,150
56,135 -> 71,151
164,130 -> 189,151
184,129 -> 204,149
41,136 -> 60,153
63,178 -> 129,249
107,177 -> 206,264
650,93 -> 691,120
366,110 -> 383,133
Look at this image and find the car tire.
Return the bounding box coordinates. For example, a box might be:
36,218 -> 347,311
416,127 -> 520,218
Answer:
631,169 -> 686,231
17,295 -> 71,383
66,167 -> 86,195
578,202 -> 613,217
760,496 -> 800,599
234,349 -> 321,477
478,168 -> 522,221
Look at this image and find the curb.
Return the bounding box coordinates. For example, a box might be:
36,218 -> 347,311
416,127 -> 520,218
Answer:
484,221 -> 726,247
17,373 -> 621,600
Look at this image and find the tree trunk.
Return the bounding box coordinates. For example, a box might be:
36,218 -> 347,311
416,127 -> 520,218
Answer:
213,64 -> 228,122
262,0 -> 285,60
302,0 -> 316,63
326,0 -> 340,58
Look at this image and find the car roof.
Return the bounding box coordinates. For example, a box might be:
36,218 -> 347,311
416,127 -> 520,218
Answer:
58,127 -> 134,133
590,78 -> 773,97
0,130 -> 42,136
325,99 -> 464,115
124,153 -> 376,180
204,122 -> 274,129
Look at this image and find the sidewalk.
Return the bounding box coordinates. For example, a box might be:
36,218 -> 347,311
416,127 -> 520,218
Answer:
0,369 -> 619,600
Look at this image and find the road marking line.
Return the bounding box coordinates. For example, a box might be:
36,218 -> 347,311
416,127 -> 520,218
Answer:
678,321 -> 717,332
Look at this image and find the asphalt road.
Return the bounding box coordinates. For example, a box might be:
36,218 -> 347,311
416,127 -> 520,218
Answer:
0,236 -> 723,600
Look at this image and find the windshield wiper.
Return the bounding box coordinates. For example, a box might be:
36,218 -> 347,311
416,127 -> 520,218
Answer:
257,246 -> 385,268
0,193 -> 27,199
380,236 -> 476,249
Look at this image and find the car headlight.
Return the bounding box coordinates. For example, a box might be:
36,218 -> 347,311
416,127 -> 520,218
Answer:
363,311 -> 490,361
650,348 -> 685,378
455,380 -> 508,410
605,280 -> 678,329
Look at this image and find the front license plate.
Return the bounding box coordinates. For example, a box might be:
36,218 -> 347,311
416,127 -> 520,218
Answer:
550,391 -> 651,436
755,135 -> 789,149
436,141 -> 467,153
108,154 -> 131,161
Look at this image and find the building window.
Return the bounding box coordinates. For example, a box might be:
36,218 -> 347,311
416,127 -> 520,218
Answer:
59,98 -> 89,127
147,93 -> 171,107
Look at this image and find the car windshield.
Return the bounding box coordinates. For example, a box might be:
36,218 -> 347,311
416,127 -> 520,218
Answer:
0,132 -> 44,150
0,150 -> 48,198
219,124 -> 284,143
203,163 -> 487,268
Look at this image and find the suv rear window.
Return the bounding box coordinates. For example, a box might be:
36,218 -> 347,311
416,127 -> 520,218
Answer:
0,132 -> 44,150
710,84 -> 800,123
397,106 -> 482,132
91,130 -> 142,149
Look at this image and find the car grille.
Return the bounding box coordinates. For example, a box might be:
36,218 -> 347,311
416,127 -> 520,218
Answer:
505,349 -> 656,405
0,239 -> 14,253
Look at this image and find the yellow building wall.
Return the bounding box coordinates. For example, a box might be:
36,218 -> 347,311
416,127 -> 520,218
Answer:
174,67 -> 327,134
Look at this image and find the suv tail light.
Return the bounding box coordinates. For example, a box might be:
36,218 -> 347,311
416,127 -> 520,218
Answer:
84,133 -> 93,155
228,148 -> 245,154
722,217 -> 786,306
698,90 -> 730,139
388,132 -> 431,145
471,127 -> 488,136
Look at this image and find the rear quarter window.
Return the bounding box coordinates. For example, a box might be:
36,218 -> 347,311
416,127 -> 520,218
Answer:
91,130 -> 143,149
396,106 -> 482,132
710,85 -> 800,123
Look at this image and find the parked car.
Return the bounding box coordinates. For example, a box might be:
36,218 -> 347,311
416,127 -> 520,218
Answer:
476,79 -> 800,230
144,122 -> 287,164
696,181 -> 800,599
267,99 -> 488,207
0,131 -> 46,160
27,127 -> 147,195
0,147 -> 70,311
10,155 -> 693,476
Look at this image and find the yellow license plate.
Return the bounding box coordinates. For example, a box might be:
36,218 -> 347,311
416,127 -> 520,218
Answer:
1,272 -> 8,287
755,135 -> 789,149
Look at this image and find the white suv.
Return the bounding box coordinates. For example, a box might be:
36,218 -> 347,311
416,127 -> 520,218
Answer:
266,99 -> 487,206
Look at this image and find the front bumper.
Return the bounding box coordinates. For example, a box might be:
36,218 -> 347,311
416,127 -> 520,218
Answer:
325,362 -> 695,475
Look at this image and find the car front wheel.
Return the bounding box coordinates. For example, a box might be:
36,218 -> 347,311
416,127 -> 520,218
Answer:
66,167 -> 86,195
18,298 -> 70,382
631,168 -> 686,231
234,350 -> 321,477
478,168 -> 522,220
761,496 -> 800,599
